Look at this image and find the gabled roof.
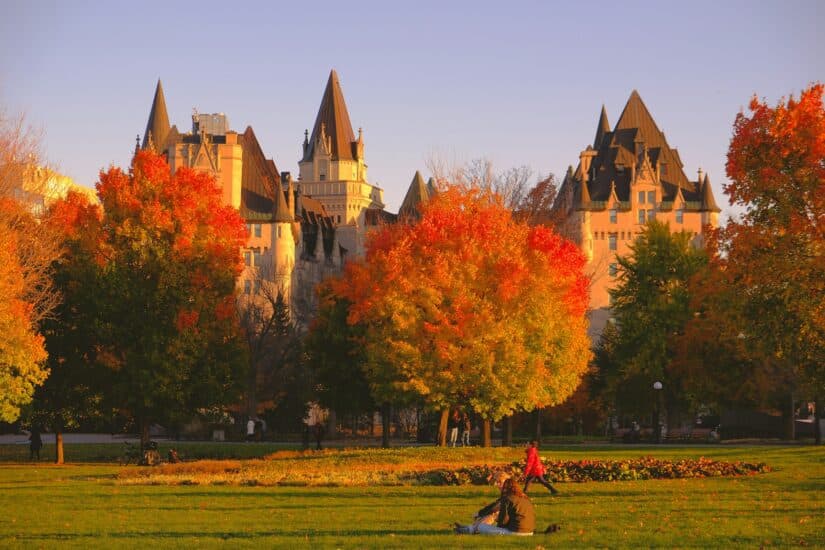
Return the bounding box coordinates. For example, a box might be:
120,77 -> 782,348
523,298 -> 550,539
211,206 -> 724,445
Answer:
143,80 -> 170,152
238,126 -> 285,221
398,171 -> 430,219
302,70 -> 357,162
575,90 -> 701,205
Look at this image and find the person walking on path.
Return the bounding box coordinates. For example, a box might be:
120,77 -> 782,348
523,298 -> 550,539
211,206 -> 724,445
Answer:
449,410 -> 460,447
29,426 -> 42,461
523,440 -> 558,495
461,413 -> 471,446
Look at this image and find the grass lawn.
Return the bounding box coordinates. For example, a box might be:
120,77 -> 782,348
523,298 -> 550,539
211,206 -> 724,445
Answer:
0,444 -> 822,548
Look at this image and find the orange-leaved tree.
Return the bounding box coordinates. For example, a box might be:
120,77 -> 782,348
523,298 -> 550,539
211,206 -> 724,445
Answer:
47,151 -> 249,447
682,84 -> 825,440
330,186 -> 591,446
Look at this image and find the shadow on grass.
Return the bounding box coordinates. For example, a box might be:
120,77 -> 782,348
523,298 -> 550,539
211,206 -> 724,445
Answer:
13,528 -> 448,540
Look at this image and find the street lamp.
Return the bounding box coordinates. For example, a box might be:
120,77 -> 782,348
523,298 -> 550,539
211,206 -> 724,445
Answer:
653,381 -> 663,443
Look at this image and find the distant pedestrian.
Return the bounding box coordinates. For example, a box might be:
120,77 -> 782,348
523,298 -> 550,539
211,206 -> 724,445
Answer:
29,426 -> 42,461
302,423 -> 311,450
246,418 -> 255,442
523,440 -> 558,495
313,423 -> 325,450
449,410 -> 460,447
461,413 -> 471,446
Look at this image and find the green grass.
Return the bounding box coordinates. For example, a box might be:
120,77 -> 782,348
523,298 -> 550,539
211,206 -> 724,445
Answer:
0,445 -> 823,548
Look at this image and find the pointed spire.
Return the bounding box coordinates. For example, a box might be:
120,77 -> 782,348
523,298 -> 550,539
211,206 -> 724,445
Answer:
143,79 -> 170,152
594,104 -> 610,148
701,173 -> 721,212
273,178 -> 294,223
302,69 -> 357,162
426,177 -> 437,197
399,171 -> 430,219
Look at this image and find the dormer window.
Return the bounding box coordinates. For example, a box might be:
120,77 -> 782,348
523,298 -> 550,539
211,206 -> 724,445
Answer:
319,174 -> 326,181
676,208 -> 684,224
638,191 -> 645,204
609,209 -> 617,224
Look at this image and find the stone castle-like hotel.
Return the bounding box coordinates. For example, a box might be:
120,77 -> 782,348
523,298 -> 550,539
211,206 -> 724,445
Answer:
139,71 -> 719,337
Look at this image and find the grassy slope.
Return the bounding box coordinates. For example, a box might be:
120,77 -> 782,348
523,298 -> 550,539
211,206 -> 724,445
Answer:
0,445 -> 822,549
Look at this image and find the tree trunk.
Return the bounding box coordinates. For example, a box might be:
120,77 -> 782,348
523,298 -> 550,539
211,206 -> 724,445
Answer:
503,416 -> 513,447
327,409 -> 337,439
55,432 -> 64,465
534,408 -> 543,444
815,398 -> 822,446
482,419 -> 492,447
437,408 -> 448,447
381,402 -> 391,448
783,393 -> 795,441
140,420 -> 150,450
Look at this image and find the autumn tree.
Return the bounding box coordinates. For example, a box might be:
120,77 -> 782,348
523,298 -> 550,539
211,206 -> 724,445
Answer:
328,186 -> 591,446
599,220 -> 707,425
31,192 -> 106,462
682,84 -> 825,440
52,151 -> 249,446
0,110 -> 60,422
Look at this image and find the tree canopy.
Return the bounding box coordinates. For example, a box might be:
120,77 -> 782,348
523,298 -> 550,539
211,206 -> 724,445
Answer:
597,220 -> 707,420
325,186 -> 591,421
45,151 -> 249,442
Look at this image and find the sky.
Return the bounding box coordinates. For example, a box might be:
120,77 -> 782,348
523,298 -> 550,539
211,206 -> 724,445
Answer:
1,0 -> 823,219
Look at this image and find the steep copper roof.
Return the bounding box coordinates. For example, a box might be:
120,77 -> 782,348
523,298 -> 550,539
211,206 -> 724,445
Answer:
594,105 -> 610,149
143,80 -> 170,152
701,174 -> 721,212
578,90 -> 701,205
302,70 -> 357,162
398,171 -> 430,219
238,126 -> 283,221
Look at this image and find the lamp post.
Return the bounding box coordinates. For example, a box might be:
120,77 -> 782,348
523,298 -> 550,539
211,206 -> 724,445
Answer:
653,381 -> 663,444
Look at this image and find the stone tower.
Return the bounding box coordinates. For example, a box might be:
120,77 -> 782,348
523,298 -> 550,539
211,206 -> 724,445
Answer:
298,70 -> 385,257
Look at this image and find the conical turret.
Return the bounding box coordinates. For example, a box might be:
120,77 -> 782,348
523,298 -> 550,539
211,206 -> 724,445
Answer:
143,80 -> 170,152
594,105 -> 610,148
302,70 -> 357,162
399,171 -> 430,219
701,173 -> 721,212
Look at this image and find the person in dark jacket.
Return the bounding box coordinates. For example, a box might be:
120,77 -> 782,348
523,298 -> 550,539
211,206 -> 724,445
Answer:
454,471 -> 511,534
476,478 -> 535,535
29,426 -> 43,461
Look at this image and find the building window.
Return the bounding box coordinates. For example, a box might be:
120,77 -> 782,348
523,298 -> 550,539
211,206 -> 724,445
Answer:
638,191 -> 645,204
647,209 -> 655,221
609,209 -> 617,224
254,280 -> 261,294
244,280 -> 251,295
660,164 -> 667,175
620,231 -> 625,240
638,210 -> 646,224
608,233 -> 617,251
609,263 -> 617,277
319,174 -> 326,181
245,223 -> 251,235
253,250 -> 262,266
244,251 -> 251,266
676,209 -> 684,224
337,215 -> 341,224
647,191 -> 655,204
254,224 -> 262,238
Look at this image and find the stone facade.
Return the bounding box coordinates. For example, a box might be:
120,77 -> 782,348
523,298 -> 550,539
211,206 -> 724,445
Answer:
552,91 -> 720,339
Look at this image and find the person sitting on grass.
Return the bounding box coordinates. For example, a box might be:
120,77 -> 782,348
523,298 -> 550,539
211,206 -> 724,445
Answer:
454,471 -> 511,534
455,477 -> 536,536
523,439 -> 559,495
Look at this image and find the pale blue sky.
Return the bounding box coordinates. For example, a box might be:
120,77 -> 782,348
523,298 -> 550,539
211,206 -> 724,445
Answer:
2,0 -> 823,218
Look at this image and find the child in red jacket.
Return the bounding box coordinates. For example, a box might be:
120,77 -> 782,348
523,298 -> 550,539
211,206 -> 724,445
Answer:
523,440 -> 558,495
